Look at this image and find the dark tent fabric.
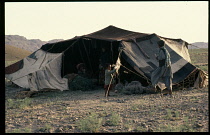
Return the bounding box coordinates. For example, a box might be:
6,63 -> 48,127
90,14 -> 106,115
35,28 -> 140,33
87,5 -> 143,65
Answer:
5,25 -> 207,91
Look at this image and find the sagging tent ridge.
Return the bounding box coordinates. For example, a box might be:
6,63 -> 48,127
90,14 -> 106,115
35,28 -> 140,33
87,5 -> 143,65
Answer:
5,25 -> 208,91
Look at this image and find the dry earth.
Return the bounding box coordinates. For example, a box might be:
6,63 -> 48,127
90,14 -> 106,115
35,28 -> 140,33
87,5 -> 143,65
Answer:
5,86 -> 209,133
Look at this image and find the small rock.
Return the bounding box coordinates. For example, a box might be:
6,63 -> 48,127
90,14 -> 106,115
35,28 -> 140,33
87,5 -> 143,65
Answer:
148,119 -> 155,122
148,127 -> 153,132
196,123 -> 203,127
67,125 -> 74,129
133,120 -> 138,123
170,118 -> 176,121
49,129 -> 54,133
199,109 -> 204,113
190,107 -> 197,111
55,127 -> 63,132
197,115 -> 203,120
141,122 -> 147,128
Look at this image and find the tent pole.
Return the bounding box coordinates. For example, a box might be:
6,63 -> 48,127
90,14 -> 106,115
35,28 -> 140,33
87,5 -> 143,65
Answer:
63,38 -> 80,53
82,39 -> 93,75
45,42 -> 57,52
78,43 -> 85,64
111,42 -> 114,63
62,53 -> 65,77
106,74 -> 114,98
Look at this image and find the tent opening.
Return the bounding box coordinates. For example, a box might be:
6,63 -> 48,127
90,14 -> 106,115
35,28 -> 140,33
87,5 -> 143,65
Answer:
61,38 -> 120,81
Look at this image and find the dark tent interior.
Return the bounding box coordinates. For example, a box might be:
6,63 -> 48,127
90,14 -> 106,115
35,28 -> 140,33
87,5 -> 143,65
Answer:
41,37 -> 150,87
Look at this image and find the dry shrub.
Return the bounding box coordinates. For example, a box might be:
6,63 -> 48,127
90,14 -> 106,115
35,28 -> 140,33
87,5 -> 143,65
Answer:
114,83 -> 124,92
76,112 -> 103,133
123,81 -> 144,94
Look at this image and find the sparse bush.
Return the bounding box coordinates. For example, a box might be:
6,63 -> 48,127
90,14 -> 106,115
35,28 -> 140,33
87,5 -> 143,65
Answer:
6,99 -> 15,109
7,127 -> 32,133
114,83 -> 124,92
156,124 -> 175,132
165,109 -> 172,119
149,105 -> 156,116
198,65 -> 208,72
76,112 -> 103,133
123,120 -> 135,132
18,97 -> 32,109
131,104 -> 139,111
6,98 -> 32,109
69,76 -> 95,91
135,126 -> 148,132
180,116 -> 196,132
39,124 -> 53,133
156,116 -> 197,132
106,111 -> 121,126
98,110 -> 108,117
175,110 -> 180,119
122,81 -> 144,95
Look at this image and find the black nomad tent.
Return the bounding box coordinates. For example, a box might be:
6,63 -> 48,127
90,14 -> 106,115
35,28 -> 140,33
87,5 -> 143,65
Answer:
5,25 -> 208,91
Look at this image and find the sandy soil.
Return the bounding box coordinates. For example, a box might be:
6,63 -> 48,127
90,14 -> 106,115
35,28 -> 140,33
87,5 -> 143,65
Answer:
5,86 -> 209,133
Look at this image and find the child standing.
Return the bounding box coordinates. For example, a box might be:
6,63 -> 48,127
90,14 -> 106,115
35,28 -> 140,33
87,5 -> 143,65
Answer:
104,63 -> 120,97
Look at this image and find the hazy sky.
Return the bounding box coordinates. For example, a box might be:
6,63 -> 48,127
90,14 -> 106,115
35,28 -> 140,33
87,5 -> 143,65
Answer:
5,1 -> 208,43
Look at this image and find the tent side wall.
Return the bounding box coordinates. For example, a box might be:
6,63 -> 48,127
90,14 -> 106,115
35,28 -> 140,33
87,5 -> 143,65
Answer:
120,34 -> 198,89
5,49 -> 68,91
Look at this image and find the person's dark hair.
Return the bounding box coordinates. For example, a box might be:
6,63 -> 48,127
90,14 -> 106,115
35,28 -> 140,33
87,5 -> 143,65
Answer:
157,40 -> 165,47
77,63 -> 85,71
105,63 -> 111,69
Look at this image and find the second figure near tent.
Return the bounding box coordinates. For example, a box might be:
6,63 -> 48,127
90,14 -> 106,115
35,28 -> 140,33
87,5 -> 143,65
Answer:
98,47 -> 112,85
151,40 -> 173,96
104,63 -> 120,97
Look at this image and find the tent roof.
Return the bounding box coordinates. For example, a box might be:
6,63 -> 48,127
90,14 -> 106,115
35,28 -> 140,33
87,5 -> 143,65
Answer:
83,25 -> 150,41
41,25 -> 189,51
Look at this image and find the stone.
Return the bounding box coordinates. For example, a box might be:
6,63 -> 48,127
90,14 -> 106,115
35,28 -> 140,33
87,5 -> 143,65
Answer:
190,107 -> 197,111
49,129 -> 54,133
55,127 -> 63,132
133,120 -> 138,123
148,127 -> 153,132
141,122 -> 147,128
67,125 -> 74,129
196,123 -> 203,128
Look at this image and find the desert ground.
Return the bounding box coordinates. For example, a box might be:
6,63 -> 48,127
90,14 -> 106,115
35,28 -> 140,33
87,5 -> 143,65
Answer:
5,85 -> 208,133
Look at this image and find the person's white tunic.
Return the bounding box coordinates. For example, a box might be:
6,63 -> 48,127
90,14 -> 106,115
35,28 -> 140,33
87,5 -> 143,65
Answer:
151,46 -> 173,89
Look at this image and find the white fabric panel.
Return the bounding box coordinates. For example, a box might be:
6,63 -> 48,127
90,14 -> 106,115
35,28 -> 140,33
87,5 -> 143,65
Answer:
164,38 -> 191,62
5,49 -> 68,91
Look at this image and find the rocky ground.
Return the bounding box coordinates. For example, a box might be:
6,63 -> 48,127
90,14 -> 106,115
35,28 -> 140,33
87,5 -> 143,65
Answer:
5,86 -> 209,133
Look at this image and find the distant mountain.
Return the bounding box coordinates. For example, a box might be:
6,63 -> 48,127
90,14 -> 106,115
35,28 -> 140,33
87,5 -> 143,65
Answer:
5,35 -> 208,51
188,42 -> 208,49
5,35 -> 64,52
5,44 -> 32,61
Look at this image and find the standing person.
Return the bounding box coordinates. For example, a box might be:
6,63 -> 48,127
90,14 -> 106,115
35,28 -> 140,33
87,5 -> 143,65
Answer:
104,63 -> 120,97
151,40 -> 173,96
98,47 -> 112,85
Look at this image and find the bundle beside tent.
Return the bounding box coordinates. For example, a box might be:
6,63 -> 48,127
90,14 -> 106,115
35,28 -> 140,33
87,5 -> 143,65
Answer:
5,25 -> 208,92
